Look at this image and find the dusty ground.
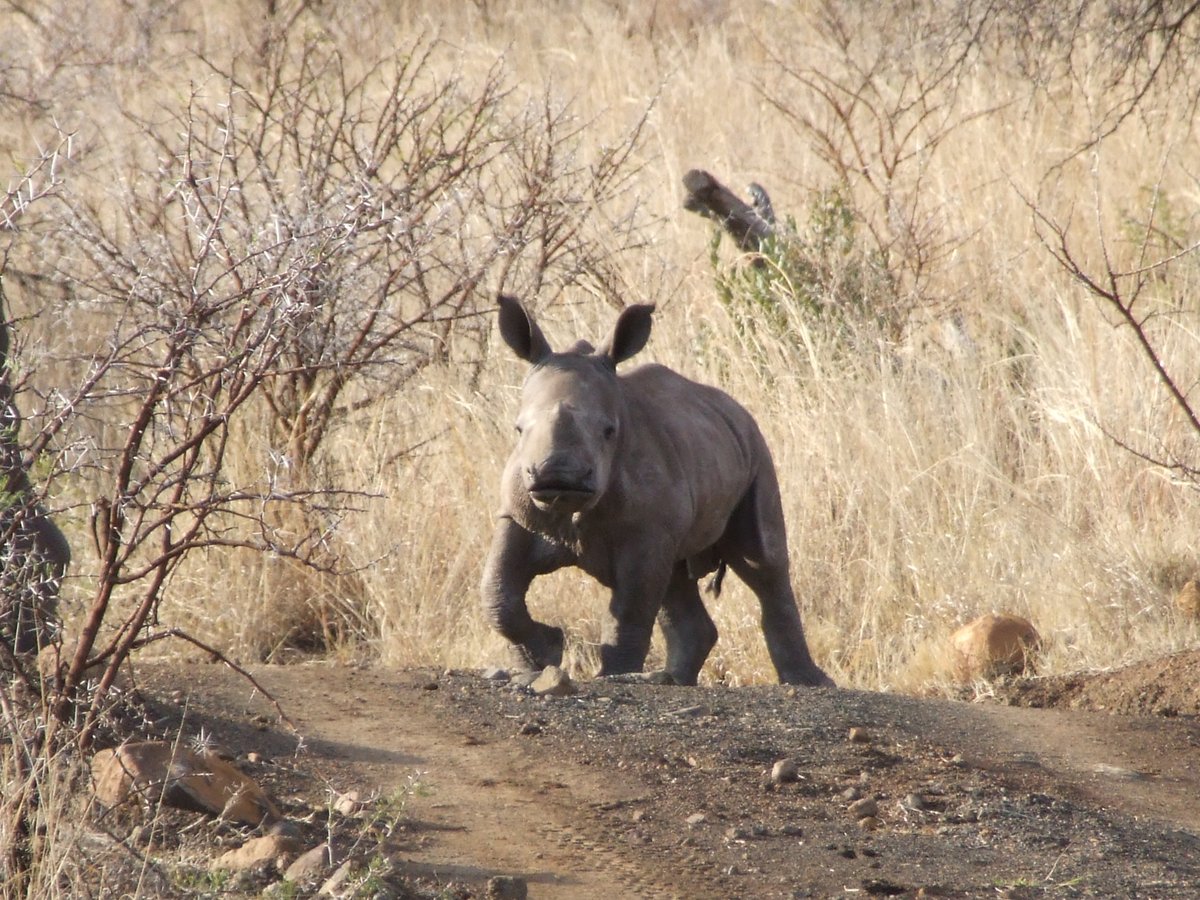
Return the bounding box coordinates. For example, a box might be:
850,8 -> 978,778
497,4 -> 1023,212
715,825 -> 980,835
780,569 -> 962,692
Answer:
115,650 -> 1200,899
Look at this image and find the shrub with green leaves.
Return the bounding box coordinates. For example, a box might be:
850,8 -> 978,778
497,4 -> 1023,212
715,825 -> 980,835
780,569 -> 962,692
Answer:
711,184 -> 898,358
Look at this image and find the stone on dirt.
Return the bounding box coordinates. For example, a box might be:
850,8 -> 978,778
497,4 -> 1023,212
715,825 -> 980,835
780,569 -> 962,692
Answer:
284,842 -> 336,883
334,789 -> 364,816
848,726 -> 871,743
91,740 -> 280,826
211,833 -> 300,872
770,758 -> 800,784
487,875 -> 529,899
531,665 -> 577,696
847,797 -> 879,819
319,859 -> 353,896
950,613 -> 1041,681
902,792 -> 928,811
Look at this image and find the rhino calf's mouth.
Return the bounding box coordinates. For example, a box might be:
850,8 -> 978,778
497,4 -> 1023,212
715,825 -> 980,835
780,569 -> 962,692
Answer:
529,486 -> 595,512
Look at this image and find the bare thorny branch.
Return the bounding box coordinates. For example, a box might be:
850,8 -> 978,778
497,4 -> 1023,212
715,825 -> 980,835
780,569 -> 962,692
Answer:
1025,161 -> 1200,482
755,0 -> 1003,304
986,0 -> 1200,165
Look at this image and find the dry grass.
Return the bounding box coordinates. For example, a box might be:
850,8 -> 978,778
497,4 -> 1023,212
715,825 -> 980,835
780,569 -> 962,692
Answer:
3,0 -> 1199,707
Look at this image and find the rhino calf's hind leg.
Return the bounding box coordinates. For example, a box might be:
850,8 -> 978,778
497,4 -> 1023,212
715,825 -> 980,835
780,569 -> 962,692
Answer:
717,472 -> 833,687
657,565 -> 718,685
734,561 -> 831,686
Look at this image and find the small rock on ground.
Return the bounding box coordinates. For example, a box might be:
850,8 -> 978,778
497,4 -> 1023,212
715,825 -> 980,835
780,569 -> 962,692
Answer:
771,758 -> 800,784
212,834 -> 299,872
487,875 -> 529,899
531,665 -> 577,696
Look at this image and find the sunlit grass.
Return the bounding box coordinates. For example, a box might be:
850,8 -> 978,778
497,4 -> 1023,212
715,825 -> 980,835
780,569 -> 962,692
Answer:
5,0 -> 1197,701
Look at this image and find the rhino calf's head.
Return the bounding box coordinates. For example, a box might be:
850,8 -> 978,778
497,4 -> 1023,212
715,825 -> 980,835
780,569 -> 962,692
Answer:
498,295 -> 653,518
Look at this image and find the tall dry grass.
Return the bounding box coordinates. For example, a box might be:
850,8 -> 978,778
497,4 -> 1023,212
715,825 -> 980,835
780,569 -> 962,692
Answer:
1,0 -> 1197,713
308,0 -> 1200,690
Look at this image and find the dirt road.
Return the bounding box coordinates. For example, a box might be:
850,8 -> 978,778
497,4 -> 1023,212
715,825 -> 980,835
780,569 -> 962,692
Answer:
136,653 -> 1200,898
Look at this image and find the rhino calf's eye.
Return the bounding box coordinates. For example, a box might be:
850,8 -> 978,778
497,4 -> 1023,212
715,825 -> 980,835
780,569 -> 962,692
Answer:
603,425 -> 616,440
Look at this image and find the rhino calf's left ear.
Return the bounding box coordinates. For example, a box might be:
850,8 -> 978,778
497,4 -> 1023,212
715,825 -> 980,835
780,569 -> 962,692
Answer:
602,303 -> 655,365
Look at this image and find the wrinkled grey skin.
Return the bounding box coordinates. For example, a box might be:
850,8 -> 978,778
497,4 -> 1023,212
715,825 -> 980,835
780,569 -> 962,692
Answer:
481,295 -> 833,687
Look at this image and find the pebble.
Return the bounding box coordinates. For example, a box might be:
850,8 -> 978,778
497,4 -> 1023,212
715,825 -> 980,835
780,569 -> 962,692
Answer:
771,758 -> 800,784
902,792 -> 927,811
530,666 -> 577,697
487,875 -> 529,899
334,790 -> 363,817
847,797 -> 879,819
841,786 -> 863,802
857,816 -> 881,831
685,812 -> 707,826
848,727 -> 871,744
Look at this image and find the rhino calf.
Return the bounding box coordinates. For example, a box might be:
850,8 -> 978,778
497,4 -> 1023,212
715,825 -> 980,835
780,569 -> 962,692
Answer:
481,295 -> 832,687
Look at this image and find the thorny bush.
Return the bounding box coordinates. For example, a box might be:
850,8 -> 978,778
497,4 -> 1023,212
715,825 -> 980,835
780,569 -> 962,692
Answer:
0,31 -> 654,735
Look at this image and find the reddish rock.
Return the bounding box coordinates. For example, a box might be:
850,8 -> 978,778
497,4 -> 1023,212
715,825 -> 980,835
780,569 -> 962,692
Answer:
1175,580 -> 1200,619
91,740 -> 280,826
950,614 -> 1041,682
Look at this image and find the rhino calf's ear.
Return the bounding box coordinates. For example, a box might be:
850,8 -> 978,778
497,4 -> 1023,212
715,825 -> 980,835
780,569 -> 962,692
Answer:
602,303 -> 655,366
498,294 -> 553,363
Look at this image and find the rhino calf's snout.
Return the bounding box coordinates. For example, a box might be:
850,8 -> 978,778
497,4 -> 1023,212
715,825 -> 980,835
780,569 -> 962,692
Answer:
524,460 -> 597,513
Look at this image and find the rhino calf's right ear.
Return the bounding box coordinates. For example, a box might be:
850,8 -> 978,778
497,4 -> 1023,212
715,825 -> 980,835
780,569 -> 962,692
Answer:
498,294 -> 553,363
601,303 -> 655,366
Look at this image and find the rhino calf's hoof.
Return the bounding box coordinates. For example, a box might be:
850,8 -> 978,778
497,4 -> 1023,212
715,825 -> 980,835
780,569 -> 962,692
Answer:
510,624 -> 564,672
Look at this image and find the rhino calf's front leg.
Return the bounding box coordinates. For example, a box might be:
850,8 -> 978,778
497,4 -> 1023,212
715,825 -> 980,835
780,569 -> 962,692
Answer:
481,517 -> 568,671
596,565 -> 669,677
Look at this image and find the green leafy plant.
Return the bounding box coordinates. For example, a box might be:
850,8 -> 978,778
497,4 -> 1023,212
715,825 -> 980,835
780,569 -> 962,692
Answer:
711,184 -> 897,360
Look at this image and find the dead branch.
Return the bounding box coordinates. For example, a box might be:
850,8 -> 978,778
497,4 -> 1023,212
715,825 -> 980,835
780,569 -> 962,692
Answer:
682,169 -> 775,252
